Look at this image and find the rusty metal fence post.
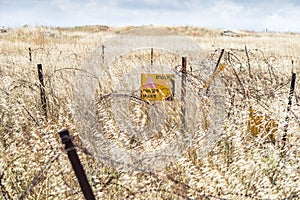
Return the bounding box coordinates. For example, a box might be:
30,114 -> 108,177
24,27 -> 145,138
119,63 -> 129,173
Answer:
151,48 -> 154,66
29,47 -> 32,62
37,64 -> 47,118
58,129 -> 96,200
181,57 -> 187,131
282,71 -> 297,148
102,44 -> 105,64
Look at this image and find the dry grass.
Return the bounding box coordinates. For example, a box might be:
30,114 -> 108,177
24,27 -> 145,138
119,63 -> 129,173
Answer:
1,25 -> 300,199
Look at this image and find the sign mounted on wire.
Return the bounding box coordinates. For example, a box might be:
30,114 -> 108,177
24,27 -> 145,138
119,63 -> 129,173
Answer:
141,73 -> 175,101
73,27 -> 226,172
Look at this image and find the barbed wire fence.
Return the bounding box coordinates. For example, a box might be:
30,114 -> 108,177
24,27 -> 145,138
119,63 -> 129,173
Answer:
1,43 -> 300,199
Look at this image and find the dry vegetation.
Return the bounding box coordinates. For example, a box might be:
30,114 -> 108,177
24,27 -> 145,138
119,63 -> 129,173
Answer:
1,25 -> 300,199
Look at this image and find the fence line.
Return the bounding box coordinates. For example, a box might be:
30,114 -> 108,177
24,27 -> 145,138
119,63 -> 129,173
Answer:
1,46 -> 300,199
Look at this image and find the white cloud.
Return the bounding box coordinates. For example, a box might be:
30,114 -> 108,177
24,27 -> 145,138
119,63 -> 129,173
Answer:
50,0 -> 80,10
1,0 -> 300,32
260,5 -> 300,32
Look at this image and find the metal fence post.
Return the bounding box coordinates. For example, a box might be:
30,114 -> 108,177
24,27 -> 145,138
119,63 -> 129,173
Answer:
29,47 -> 32,62
151,48 -> 154,66
282,71 -> 296,148
37,64 -> 47,118
58,129 -> 96,200
181,57 -> 187,131
214,49 -> 224,72
102,44 -> 105,64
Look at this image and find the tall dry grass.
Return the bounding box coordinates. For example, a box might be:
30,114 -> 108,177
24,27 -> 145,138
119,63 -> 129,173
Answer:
0,25 -> 300,199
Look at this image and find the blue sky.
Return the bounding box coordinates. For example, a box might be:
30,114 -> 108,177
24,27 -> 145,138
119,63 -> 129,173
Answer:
1,0 -> 300,32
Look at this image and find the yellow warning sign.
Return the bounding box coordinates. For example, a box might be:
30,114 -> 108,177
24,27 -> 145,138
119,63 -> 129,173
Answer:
141,74 -> 175,101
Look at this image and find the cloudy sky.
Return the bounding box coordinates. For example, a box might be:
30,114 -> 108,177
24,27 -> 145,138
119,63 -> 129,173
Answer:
1,0 -> 300,32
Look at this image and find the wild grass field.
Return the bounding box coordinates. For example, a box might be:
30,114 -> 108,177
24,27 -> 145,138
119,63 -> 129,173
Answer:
1,25 -> 300,199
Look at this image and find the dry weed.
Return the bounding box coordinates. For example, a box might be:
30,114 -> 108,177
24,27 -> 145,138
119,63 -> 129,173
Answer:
0,26 -> 300,199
